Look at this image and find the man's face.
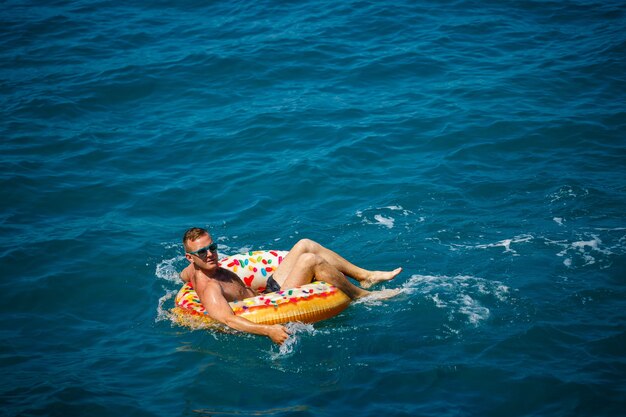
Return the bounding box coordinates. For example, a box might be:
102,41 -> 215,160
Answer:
185,233 -> 219,270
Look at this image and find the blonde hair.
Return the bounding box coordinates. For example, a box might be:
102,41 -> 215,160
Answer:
182,227 -> 209,251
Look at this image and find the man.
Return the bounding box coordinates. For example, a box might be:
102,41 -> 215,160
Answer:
180,227 -> 402,344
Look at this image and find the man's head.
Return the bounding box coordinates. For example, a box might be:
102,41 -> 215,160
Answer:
183,227 -> 209,251
183,227 -> 219,269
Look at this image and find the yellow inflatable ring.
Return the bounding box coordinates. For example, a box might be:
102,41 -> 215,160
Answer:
172,250 -> 351,327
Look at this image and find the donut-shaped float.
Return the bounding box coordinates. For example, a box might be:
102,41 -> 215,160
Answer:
172,250 -> 351,327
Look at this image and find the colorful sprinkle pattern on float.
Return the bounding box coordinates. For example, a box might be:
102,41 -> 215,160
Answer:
219,250 -> 287,292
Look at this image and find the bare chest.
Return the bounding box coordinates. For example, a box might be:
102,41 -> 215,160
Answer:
219,278 -> 256,302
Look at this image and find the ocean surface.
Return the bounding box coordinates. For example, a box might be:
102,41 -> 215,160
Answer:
1,0 -> 625,416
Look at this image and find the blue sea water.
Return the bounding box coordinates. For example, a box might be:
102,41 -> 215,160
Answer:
1,0 -> 625,415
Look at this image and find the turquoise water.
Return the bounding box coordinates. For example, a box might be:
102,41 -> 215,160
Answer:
2,0 -> 625,416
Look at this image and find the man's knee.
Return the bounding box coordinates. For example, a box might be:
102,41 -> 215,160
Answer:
297,252 -> 322,268
294,238 -> 318,252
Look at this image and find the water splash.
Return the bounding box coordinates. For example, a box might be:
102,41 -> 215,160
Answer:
155,255 -> 185,283
269,322 -> 317,359
400,274 -> 511,326
354,288 -> 403,307
155,290 -> 177,323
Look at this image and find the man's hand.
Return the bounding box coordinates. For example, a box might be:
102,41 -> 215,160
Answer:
267,324 -> 290,345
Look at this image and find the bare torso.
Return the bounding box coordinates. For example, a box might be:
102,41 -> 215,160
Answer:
191,267 -> 257,302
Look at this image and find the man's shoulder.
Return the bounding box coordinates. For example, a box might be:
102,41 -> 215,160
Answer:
192,272 -> 222,291
180,265 -> 192,282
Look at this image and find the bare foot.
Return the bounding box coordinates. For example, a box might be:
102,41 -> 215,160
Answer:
361,267 -> 403,289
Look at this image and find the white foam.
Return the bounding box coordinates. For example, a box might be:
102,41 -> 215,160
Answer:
353,288 -> 403,308
155,290 -> 177,323
385,205 -> 414,216
457,234 -> 534,255
548,185 -> 589,203
459,294 -> 491,325
155,255 -> 185,283
572,237 -> 602,251
401,274 -> 510,326
374,214 -> 395,229
555,234 -> 613,268
431,293 -> 446,308
495,235 -> 533,253
553,217 -> 564,226
356,205 -> 416,229
493,284 -> 510,302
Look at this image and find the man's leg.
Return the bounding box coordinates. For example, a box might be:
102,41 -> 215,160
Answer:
272,239 -> 402,288
277,253 -> 370,300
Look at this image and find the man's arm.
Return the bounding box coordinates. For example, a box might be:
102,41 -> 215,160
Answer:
196,279 -> 290,344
